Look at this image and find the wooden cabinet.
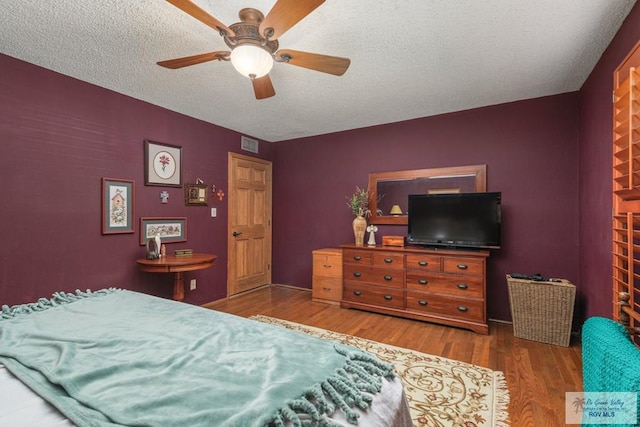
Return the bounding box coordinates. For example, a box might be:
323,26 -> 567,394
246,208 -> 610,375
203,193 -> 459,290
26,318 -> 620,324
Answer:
341,244 -> 489,334
312,248 -> 343,304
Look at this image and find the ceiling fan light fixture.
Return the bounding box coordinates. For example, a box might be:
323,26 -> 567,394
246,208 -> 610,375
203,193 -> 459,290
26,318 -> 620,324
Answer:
230,44 -> 274,79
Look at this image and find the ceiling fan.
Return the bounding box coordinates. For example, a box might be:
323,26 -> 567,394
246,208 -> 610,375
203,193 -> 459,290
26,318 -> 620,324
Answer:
157,0 -> 351,99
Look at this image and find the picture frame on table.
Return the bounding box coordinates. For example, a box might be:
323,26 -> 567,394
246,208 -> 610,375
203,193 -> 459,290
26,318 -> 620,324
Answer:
139,217 -> 187,245
101,178 -> 135,235
144,140 -> 182,187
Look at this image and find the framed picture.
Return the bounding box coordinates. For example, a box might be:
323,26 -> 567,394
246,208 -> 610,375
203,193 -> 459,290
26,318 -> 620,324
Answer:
185,183 -> 208,206
144,140 -> 182,187
140,217 -> 187,245
102,178 -> 135,234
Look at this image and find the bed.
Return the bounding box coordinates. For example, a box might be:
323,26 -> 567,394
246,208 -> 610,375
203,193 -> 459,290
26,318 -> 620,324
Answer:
0,288 -> 412,427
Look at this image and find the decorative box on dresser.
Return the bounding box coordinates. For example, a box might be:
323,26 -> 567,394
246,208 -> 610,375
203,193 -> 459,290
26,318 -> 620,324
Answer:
340,244 -> 490,334
311,248 -> 343,304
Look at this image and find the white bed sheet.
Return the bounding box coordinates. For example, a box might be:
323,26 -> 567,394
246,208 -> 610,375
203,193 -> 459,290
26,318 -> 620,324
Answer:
0,364 -> 73,426
0,363 -> 411,427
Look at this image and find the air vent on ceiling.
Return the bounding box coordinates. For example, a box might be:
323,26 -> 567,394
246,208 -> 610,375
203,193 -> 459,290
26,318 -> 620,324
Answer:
241,136 -> 259,153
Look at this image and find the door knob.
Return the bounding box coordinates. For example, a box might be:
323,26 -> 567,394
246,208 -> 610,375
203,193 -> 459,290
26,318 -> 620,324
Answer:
232,231 -> 243,237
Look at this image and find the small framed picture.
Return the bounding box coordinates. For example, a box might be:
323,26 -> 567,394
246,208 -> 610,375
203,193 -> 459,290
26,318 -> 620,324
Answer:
140,217 -> 187,245
185,183 -> 208,206
144,140 -> 182,187
102,178 -> 135,234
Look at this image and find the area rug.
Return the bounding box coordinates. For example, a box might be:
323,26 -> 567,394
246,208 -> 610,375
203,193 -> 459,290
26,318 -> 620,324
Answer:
250,315 -> 510,427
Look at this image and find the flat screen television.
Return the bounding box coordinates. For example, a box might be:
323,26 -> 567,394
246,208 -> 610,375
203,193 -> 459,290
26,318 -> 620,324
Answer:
406,192 -> 502,249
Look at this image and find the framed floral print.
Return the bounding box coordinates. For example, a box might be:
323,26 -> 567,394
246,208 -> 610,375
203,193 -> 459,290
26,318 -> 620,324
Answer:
144,140 -> 182,187
102,178 -> 135,234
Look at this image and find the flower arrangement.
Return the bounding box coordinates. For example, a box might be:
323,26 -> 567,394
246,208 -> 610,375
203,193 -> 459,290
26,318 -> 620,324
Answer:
346,186 -> 371,217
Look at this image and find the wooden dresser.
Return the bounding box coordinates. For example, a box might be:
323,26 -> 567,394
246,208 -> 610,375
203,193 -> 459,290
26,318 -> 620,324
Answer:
340,244 -> 490,334
311,248 -> 343,304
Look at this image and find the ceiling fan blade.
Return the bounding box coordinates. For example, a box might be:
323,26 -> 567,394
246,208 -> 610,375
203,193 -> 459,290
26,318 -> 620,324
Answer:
259,0 -> 325,40
275,49 -> 350,76
157,51 -> 230,69
165,0 -> 235,36
252,75 -> 276,99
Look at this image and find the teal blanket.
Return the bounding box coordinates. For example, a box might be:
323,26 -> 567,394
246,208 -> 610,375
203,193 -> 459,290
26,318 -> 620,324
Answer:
0,289 -> 394,427
582,316 -> 640,427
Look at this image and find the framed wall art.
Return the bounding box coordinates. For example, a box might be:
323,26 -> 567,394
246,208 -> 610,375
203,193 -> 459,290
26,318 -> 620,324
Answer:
102,178 -> 135,234
140,217 -> 187,245
185,183 -> 208,206
144,140 -> 182,187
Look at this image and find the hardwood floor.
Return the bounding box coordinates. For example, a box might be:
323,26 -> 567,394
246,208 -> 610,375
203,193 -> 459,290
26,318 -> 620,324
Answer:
205,285 -> 583,427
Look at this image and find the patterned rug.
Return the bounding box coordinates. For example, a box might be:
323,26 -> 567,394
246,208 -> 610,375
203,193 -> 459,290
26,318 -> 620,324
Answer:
250,315 -> 509,427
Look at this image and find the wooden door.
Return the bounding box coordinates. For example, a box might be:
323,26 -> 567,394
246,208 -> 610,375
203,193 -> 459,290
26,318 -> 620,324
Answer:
227,152 -> 272,296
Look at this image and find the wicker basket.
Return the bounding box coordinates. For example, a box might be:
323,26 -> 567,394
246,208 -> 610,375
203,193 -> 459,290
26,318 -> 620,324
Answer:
506,274 -> 576,346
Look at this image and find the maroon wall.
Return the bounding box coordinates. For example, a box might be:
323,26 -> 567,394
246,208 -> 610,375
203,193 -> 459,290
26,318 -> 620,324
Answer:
0,53 -> 273,307
272,94 -> 580,321
578,4 -> 640,319
7,2 -> 639,324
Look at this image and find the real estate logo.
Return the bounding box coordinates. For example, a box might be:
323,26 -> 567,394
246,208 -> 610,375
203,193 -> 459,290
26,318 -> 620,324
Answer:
566,392 -> 637,424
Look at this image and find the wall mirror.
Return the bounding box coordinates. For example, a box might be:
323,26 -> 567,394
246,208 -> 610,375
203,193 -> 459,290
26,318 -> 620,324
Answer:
368,164 -> 487,225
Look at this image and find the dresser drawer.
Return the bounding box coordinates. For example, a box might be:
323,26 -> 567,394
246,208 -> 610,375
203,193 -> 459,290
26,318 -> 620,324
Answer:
406,254 -> 442,272
343,249 -> 373,265
343,264 -> 404,288
312,252 -> 343,278
442,257 -> 484,276
312,276 -> 342,302
373,252 -> 405,269
406,291 -> 484,322
343,283 -> 404,309
406,273 -> 483,298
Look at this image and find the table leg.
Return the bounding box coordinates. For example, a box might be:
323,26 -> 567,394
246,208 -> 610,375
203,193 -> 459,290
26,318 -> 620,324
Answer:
173,271 -> 185,301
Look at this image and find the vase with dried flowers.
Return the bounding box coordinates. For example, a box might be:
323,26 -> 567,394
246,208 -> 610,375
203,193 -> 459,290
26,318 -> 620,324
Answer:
346,186 -> 370,246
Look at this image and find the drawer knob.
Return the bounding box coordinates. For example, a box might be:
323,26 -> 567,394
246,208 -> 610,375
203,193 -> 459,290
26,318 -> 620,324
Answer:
353,255 -> 362,261
383,275 -> 393,281
384,295 -> 393,300
353,290 -> 362,296
384,258 -> 393,263
457,306 -> 468,312
353,272 -> 362,278
323,264 -> 332,268
457,283 -> 468,290
457,264 -> 468,270
322,287 -> 331,291
418,300 -> 428,306
418,261 -> 428,267
418,279 -> 428,285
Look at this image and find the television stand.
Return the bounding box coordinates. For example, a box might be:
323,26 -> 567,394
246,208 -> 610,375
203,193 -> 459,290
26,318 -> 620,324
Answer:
340,244 -> 489,334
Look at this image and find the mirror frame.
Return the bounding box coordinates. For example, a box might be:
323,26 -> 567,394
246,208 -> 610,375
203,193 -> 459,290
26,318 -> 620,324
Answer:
368,164 -> 487,225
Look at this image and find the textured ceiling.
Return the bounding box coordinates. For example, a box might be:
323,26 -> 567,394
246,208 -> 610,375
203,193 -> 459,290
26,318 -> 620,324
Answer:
0,1 -> 636,142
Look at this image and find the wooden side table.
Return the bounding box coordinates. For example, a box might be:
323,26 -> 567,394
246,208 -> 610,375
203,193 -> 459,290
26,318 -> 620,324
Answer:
136,253 -> 217,301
